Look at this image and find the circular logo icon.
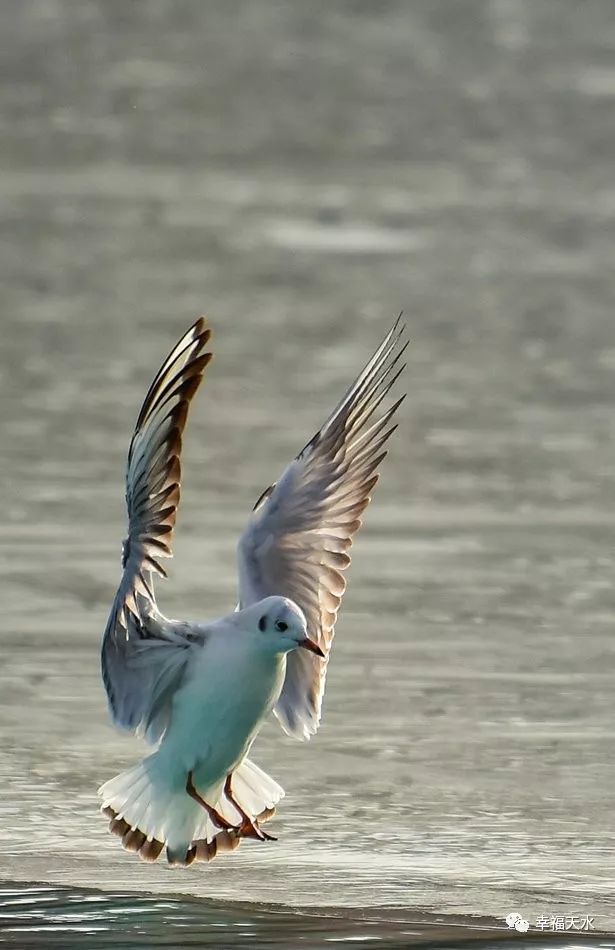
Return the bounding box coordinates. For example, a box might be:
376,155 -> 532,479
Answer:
505,912 -> 529,932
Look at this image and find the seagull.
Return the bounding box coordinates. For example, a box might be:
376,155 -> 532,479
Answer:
99,316 -> 406,866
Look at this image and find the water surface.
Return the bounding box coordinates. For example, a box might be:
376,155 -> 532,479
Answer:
1,0 -> 615,944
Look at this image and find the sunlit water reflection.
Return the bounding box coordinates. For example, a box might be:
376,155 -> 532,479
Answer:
2,0 -> 615,944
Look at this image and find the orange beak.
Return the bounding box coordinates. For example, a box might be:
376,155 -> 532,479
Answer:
299,637 -> 325,658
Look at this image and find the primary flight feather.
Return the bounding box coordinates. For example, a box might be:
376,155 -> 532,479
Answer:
99,316 -> 406,865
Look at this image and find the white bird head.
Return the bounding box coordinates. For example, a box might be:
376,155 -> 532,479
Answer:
237,596 -> 324,658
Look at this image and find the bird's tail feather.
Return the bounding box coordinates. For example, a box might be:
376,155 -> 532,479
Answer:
98,753 -> 284,865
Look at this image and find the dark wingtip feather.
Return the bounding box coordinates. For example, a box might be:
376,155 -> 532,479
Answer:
119,317 -> 213,599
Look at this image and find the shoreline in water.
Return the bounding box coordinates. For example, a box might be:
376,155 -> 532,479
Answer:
1,881 -> 612,950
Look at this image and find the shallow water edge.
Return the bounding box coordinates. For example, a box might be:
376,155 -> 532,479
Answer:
0,882 -> 613,950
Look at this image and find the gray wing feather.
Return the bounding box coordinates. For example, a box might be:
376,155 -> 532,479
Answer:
237,318 -> 406,739
101,318 -> 213,742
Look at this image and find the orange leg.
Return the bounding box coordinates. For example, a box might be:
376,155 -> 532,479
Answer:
186,771 -> 235,832
224,773 -> 276,841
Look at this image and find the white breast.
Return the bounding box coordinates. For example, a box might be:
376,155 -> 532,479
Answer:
161,630 -> 286,788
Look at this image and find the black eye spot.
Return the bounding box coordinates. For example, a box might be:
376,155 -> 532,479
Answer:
258,615 -> 267,632
275,620 -> 288,633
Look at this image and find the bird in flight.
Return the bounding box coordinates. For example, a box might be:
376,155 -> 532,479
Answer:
99,316 -> 406,866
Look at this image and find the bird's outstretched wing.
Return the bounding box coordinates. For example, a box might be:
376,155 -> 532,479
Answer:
101,318 -> 213,742
237,318 -> 406,739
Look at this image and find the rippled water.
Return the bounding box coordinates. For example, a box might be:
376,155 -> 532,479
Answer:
2,885 -> 613,950
0,884 -> 540,950
2,0 -> 615,945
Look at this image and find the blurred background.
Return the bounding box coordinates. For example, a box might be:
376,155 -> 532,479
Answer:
1,0 -> 615,942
